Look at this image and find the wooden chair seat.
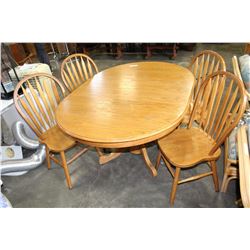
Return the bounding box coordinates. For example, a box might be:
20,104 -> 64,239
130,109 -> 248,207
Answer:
158,127 -> 221,168
39,125 -> 76,152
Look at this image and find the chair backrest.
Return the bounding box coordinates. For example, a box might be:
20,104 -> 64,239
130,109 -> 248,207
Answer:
13,73 -> 66,137
60,53 -> 99,92
188,71 -> 247,155
188,50 -> 226,102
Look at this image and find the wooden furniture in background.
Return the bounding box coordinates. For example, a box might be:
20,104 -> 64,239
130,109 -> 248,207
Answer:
104,44 -> 142,59
178,43 -> 196,51
145,43 -> 177,59
244,43 -> 250,54
182,50 -> 226,124
24,43 -> 37,58
56,62 -> 194,176
8,43 -> 34,65
13,73 -> 88,189
237,125 -> 250,207
156,71 -> 247,206
72,43 -> 182,60
115,43 -> 123,59
76,43 -> 100,55
61,53 -> 99,92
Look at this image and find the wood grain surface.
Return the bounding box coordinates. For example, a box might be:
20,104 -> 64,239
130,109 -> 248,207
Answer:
56,62 -> 194,148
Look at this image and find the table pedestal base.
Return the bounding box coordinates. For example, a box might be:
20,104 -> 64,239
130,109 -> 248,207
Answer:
95,146 -> 158,177
99,152 -> 121,165
96,148 -> 121,165
130,146 -> 142,155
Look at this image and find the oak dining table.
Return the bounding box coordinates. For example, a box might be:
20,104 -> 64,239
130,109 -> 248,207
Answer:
56,62 -> 195,176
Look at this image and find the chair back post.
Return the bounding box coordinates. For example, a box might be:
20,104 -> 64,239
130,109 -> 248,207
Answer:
60,53 -> 99,93
13,73 -> 66,137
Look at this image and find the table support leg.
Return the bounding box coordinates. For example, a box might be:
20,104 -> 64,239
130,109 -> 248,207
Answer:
99,152 -> 121,165
96,148 -> 121,165
130,146 -> 142,155
130,149 -> 142,154
141,147 -> 158,177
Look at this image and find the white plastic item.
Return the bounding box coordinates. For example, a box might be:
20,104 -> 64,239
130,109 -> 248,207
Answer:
228,127 -> 238,160
0,178 -> 12,208
0,193 -> 12,208
8,63 -> 52,83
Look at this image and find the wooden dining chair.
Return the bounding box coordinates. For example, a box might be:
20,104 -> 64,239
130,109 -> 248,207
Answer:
156,71 -> 247,206
13,73 -> 89,189
221,56 -> 250,192
182,50 -> 226,124
61,53 -> 121,164
60,53 -> 99,93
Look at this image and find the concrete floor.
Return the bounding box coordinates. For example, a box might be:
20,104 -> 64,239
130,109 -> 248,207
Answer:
1,43 -> 245,207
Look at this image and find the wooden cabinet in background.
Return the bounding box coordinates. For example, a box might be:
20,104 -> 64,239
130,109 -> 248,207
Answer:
245,43 -> 250,54
7,43 -> 34,65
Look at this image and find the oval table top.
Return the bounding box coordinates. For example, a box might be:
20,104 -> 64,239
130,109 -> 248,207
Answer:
56,62 -> 194,148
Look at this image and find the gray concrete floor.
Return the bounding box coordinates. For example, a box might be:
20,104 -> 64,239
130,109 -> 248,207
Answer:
1,43 -> 245,207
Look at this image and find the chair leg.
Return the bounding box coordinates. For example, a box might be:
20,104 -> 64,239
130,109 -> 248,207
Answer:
45,146 -> 51,170
60,151 -> 72,189
210,161 -> 219,192
170,167 -> 181,206
221,139 -> 229,192
155,151 -> 162,170
221,162 -> 231,192
222,177 -> 232,193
